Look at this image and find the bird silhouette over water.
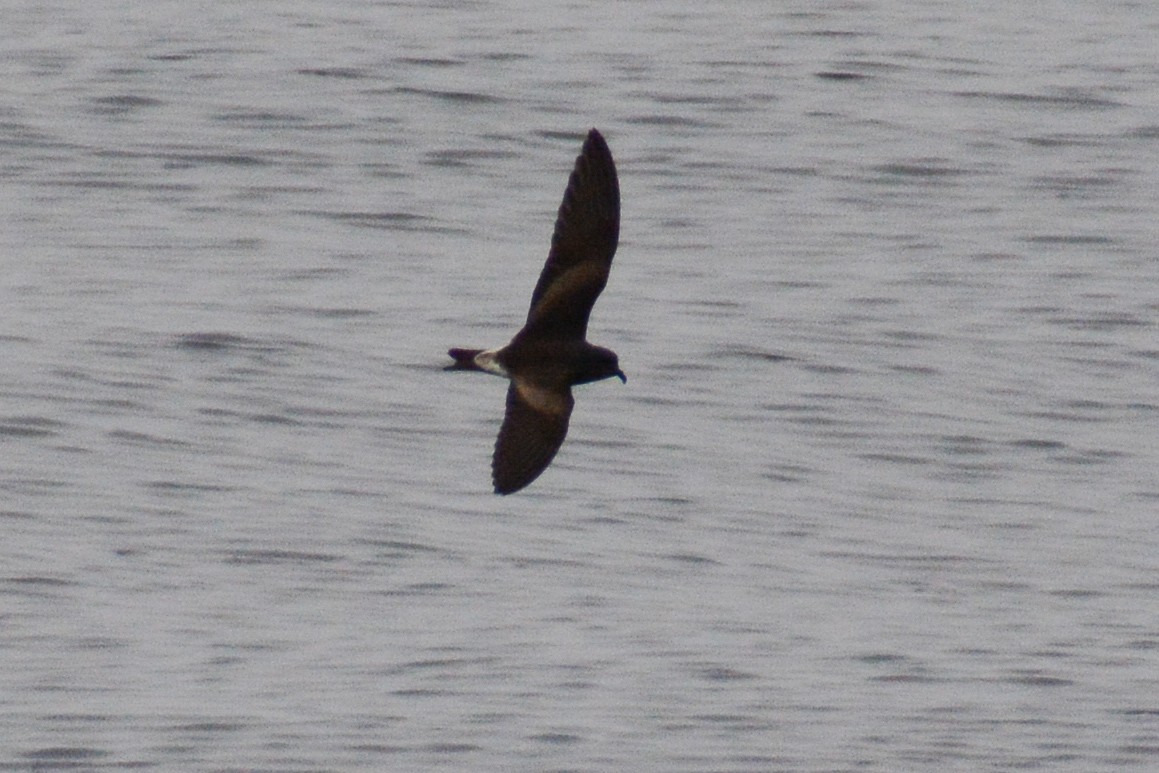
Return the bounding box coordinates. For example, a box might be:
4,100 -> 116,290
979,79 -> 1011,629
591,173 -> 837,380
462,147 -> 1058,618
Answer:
447,128 -> 625,494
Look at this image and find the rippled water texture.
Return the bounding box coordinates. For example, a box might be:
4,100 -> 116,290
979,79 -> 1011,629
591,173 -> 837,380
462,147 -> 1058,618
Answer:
3,1 -> 1158,770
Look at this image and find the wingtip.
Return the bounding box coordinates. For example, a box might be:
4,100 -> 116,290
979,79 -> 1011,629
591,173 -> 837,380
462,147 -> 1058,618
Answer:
586,127 -> 608,147
492,473 -> 528,496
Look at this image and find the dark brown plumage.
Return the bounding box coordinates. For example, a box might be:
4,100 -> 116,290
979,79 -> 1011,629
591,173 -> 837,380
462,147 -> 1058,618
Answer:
446,129 -> 625,494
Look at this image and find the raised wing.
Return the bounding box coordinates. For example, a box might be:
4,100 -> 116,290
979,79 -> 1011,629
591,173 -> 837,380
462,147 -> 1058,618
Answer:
522,129 -> 620,341
492,378 -> 574,495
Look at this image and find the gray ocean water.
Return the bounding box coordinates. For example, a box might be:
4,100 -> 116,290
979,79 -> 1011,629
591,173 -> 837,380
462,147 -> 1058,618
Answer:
3,1 -> 1158,770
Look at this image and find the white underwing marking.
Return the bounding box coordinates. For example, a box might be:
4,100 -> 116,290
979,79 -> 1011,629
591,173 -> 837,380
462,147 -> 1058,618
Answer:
530,263 -> 605,323
515,379 -> 570,416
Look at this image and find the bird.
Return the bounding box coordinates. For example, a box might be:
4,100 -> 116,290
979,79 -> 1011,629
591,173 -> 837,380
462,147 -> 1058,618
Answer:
446,128 -> 626,495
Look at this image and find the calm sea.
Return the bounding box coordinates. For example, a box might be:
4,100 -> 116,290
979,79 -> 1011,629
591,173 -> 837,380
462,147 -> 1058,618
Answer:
2,1 -> 1157,770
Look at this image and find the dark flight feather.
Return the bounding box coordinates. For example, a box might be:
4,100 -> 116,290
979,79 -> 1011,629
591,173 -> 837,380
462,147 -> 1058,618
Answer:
521,130 -> 620,341
492,380 -> 573,495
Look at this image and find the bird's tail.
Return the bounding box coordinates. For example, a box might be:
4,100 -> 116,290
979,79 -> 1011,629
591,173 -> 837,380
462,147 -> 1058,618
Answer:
445,348 -> 484,371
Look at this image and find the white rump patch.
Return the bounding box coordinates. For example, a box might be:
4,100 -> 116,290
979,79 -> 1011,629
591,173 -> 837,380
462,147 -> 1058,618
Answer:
474,348 -> 508,377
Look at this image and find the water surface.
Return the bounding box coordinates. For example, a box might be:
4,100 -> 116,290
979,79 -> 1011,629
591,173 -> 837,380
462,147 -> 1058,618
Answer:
2,1 -> 1158,770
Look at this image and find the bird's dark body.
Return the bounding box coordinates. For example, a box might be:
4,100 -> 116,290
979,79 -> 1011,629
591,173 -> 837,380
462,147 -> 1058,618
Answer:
448,341 -> 622,387
446,128 -> 624,495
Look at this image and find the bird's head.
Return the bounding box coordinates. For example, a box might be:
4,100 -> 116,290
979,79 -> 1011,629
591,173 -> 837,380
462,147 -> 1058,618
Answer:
576,345 -> 626,385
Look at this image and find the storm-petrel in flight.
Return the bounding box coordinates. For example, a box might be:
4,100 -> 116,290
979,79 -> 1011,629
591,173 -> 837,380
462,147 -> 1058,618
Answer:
447,128 -> 625,495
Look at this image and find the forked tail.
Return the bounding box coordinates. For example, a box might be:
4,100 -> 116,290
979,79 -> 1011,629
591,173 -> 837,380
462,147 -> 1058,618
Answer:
445,348 -> 484,371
